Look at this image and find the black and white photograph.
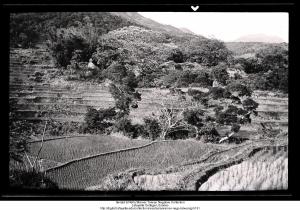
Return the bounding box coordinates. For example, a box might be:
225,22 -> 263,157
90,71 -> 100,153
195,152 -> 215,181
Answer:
7,10 -> 289,193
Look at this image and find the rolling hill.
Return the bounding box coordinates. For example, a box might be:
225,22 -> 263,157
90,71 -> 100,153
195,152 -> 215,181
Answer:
110,12 -> 200,38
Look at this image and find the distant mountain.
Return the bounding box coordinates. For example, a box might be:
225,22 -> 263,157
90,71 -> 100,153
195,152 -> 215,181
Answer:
233,34 -> 286,43
110,12 -> 201,38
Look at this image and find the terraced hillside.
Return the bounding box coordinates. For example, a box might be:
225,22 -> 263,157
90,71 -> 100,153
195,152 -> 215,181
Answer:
10,48 -> 288,139
9,48 -> 288,191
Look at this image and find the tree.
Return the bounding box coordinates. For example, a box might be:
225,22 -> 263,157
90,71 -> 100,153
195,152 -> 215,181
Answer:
193,71 -> 213,87
80,107 -> 116,134
183,108 -> 205,138
236,45 -> 288,93
157,103 -> 187,140
211,63 -> 230,86
136,59 -> 161,88
187,88 -> 209,106
242,98 -> 259,112
208,87 -> 231,100
48,28 -> 91,68
226,81 -> 252,97
237,57 -> 263,74
183,38 -> 232,66
168,48 -> 184,63
113,118 -> 139,138
256,45 -> 288,72
198,123 -> 220,143
102,62 -> 128,83
81,61 -> 141,134
93,38 -> 130,70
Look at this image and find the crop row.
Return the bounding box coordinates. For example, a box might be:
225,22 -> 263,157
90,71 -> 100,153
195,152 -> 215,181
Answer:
45,140 -> 218,190
28,135 -> 150,163
198,149 -> 288,191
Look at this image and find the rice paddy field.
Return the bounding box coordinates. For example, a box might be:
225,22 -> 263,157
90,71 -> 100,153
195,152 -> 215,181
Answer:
28,135 -> 149,163
10,135 -> 149,171
45,139 -> 220,190
198,148 -> 288,191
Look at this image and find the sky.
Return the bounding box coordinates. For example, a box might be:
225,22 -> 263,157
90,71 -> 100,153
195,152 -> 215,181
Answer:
138,12 -> 289,42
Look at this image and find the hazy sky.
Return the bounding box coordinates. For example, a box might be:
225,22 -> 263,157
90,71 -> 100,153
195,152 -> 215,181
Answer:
138,12 -> 289,42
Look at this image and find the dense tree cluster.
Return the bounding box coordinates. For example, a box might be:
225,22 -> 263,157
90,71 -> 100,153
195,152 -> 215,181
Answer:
80,61 -> 141,136
235,46 -> 288,93
10,12 -> 139,48
182,38 -> 233,67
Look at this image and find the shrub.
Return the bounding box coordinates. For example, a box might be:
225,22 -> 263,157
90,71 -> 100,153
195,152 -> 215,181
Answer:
183,109 -> 204,128
163,70 -> 213,88
9,170 -> 58,189
231,124 -> 241,133
209,87 -> 231,100
213,105 -> 224,114
166,129 -> 190,140
198,124 -> 220,143
216,105 -> 240,125
113,118 -> 140,139
176,70 -> 199,87
265,69 -> 288,93
252,73 -> 269,90
226,81 -> 252,97
187,88 -> 209,105
237,57 -> 263,74
194,71 -> 213,87
80,107 -> 116,134
211,63 -> 230,85
205,116 -> 216,122
9,105 -> 31,162
168,48 -> 184,63
162,70 -> 181,88
143,117 -> 162,140
242,98 -> 259,111
108,83 -> 140,118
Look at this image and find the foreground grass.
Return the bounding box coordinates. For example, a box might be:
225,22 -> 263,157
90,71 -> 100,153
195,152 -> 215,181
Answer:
198,149 -> 288,191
